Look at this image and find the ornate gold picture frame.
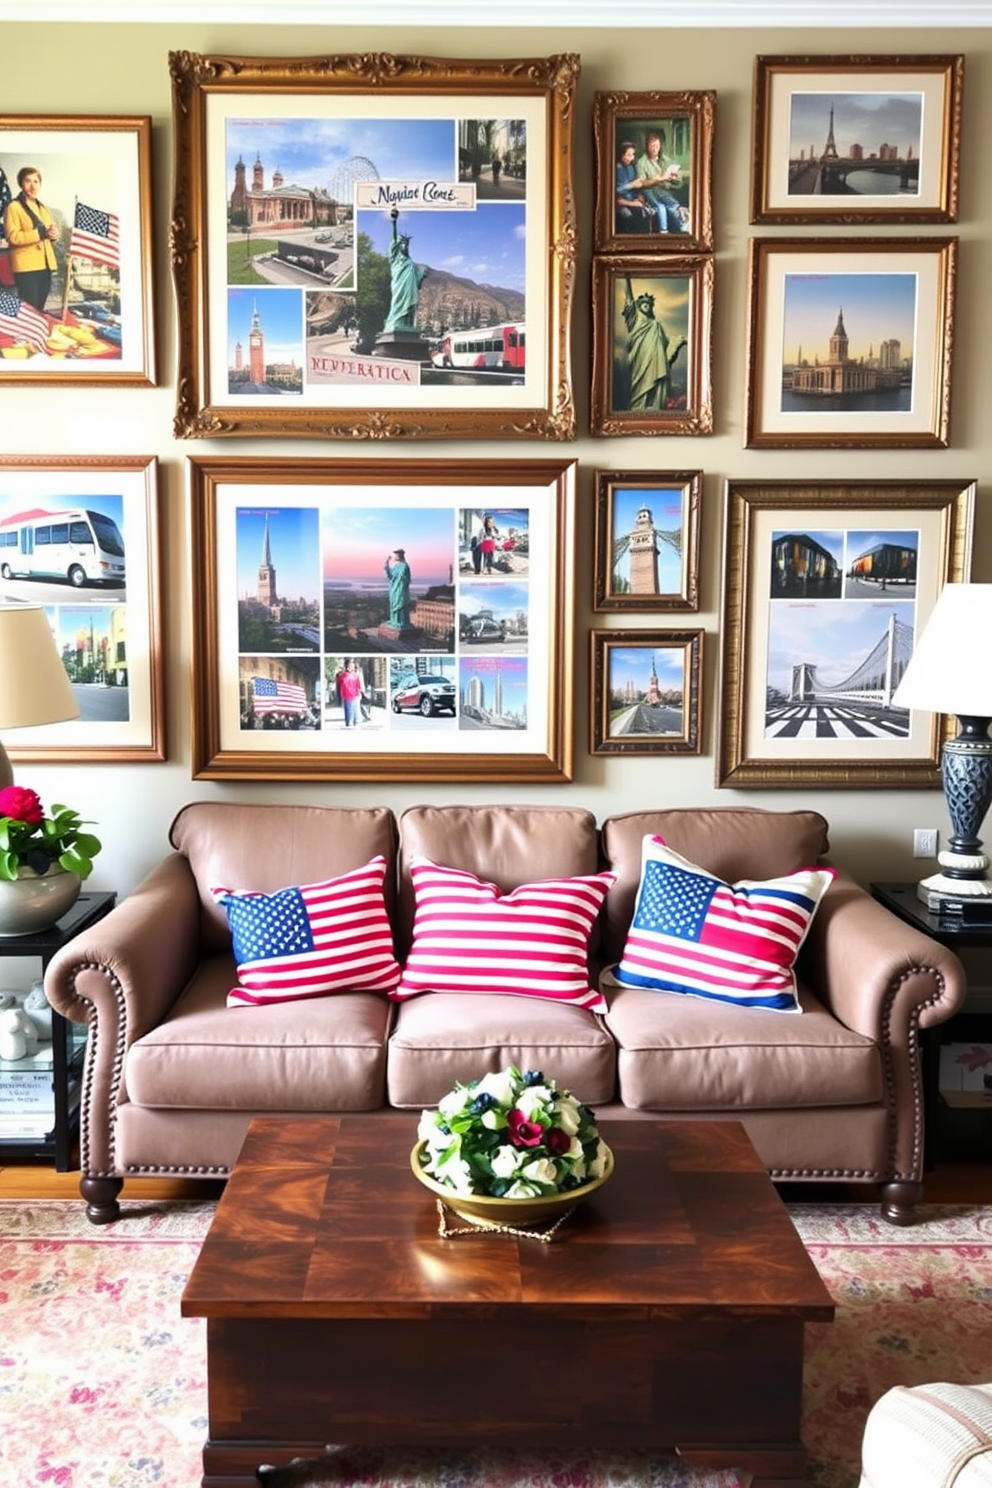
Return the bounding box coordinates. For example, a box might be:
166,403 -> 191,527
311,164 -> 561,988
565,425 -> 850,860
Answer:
169,51 -> 578,441
717,478 -> 975,789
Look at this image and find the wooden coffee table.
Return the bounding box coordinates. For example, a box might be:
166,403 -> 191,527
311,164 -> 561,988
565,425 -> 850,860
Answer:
182,1114 -> 834,1488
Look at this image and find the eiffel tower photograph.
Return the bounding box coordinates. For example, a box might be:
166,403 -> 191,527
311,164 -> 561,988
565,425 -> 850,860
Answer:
786,89 -> 923,197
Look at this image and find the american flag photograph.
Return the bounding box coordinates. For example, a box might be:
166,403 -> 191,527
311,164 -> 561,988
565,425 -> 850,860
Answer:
252,676 -> 308,716
0,290 -> 49,353
69,201 -> 120,269
0,121 -> 154,381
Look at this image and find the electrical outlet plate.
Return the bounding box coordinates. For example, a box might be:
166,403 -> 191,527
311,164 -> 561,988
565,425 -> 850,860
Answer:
913,828 -> 938,858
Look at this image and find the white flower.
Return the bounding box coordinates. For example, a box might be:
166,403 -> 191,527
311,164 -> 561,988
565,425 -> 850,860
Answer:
515,1085 -> 554,1119
481,1109 -> 505,1130
504,1179 -> 542,1199
474,1068 -> 517,1107
438,1085 -> 473,1119
587,1139 -> 609,1180
417,1110 -> 442,1143
436,1149 -> 474,1194
490,1144 -> 524,1178
520,1156 -> 558,1186
556,1095 -> 583,1136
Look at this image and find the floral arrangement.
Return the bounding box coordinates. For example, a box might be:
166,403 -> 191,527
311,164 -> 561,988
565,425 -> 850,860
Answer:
416,1065 -> 609,1200
0,786 -> 101,883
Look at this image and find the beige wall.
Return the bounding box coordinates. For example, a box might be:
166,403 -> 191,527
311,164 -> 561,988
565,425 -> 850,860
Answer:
3,21 -> 990,897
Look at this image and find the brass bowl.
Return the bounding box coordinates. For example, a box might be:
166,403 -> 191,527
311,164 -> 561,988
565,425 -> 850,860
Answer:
411,1140 -> 613,1229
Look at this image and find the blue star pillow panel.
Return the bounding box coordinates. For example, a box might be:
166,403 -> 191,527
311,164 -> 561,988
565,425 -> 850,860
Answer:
614,835 -> 835,1012
211,855 -> 401,1006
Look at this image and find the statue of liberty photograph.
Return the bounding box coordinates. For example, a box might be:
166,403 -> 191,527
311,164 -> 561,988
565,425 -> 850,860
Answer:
384,547 -> 412,629
384,208 -> 429,334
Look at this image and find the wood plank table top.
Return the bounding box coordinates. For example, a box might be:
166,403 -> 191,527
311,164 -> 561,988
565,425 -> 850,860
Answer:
183,1113 -> 833,1321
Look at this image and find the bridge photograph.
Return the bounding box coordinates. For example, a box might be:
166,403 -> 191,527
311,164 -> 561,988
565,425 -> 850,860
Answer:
764,599 -> 915,741
787,89 -> 923,198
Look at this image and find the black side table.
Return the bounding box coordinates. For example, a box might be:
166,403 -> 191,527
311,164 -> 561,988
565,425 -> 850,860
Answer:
871,881 -> 992,1166
0,891 -> 116,1171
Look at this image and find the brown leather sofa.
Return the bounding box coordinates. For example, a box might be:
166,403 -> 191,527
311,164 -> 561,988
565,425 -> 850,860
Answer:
45,801 -> 966,1226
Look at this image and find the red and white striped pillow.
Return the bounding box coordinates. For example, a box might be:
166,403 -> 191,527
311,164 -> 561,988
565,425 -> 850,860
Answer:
212,855 -> 401,1007
393,855 -> 615,1011
614,835 -> 835,1012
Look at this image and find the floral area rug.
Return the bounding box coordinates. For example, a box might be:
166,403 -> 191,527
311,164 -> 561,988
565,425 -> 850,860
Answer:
1,1200 -> 990,1488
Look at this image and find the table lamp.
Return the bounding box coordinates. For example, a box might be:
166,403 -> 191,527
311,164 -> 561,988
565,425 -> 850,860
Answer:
892,583 -> 992,906
0,603 -> 79,788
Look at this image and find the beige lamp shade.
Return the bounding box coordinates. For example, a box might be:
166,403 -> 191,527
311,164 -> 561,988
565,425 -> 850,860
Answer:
0,604 -> 79,787
893,584 -> 992,717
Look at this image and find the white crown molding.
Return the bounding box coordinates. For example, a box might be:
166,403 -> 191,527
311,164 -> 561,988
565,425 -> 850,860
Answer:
4,0 -> 991,23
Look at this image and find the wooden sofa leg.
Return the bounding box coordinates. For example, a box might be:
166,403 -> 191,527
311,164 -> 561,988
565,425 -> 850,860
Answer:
81,1175 -> 124,1225
880,1179 -> 923,1226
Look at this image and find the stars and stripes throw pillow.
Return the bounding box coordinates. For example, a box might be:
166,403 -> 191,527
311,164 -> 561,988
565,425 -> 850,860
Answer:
212,855 -> 401,1007
392,855 -> 616,1011
614,835 -> 835,1013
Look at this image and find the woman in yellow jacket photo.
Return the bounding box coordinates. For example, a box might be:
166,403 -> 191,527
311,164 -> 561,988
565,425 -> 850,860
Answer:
3,166 -> 59,312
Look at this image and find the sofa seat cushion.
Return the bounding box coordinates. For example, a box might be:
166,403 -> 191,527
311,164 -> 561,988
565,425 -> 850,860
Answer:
601,969 -> 881,1111
124,953 -> 391,1111
386,991 -> 616,1110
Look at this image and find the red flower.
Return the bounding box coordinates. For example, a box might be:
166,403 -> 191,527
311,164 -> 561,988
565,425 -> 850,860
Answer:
545,1127 -> 571,1156
0,785 -> 44,824
507,1108 -> 543,1147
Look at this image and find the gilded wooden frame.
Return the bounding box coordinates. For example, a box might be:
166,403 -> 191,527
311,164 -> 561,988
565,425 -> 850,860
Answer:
717,478 -> 975,789
169,50 -> 578,441
593,469 -> 701,612
590,628 -> 702,756
0,115 -> 155,385
189,455 -> 576,782
751,54 -> 963,226
744,236 -> 956,450
591,254 -> 713,437
1,455 -> 165,764
593,89 -> 714,253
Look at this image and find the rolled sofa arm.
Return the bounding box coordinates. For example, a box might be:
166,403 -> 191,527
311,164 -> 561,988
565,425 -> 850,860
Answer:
800,867 -> 967,1194
44,853 -> 202,1183
801,869 -> 967,1037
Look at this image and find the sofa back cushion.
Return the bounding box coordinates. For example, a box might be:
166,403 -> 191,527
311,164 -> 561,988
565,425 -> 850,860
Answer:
170,802 -> 399,953
397,805 -> 601,961
601,808 -> 830,965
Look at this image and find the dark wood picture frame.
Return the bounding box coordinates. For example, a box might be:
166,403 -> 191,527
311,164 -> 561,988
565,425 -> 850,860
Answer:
591,254 -> 713,438
591,628 -> 702,756
717,477 -> 975,789
593,89 -> 714,253
744,236 -> 956,450
593,469 -> 701,612
751,54 -> 963,226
